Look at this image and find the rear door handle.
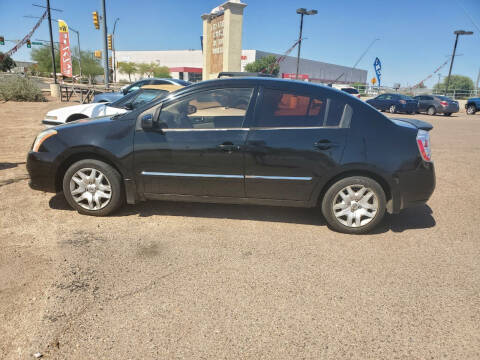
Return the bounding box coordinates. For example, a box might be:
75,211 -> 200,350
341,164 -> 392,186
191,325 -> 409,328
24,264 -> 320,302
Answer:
217,142 -> 240,152
314,139 -> 336,150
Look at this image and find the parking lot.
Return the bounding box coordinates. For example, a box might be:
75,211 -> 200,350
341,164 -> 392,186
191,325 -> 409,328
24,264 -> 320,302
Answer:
1,100 -> 479,359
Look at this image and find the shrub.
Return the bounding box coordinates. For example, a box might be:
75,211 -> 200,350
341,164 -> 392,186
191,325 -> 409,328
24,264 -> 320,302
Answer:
0,75 -> 46,102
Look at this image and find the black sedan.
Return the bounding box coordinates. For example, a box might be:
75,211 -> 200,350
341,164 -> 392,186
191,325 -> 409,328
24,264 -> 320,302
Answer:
27,78 -> 435,234
367,93 -> 418,114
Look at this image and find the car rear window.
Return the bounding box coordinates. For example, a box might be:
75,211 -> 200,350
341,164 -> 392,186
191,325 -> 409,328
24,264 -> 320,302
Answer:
256,88 -> 352,128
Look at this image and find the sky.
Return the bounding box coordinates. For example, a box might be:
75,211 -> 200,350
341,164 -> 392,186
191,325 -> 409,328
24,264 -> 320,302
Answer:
1,0 -> 479,87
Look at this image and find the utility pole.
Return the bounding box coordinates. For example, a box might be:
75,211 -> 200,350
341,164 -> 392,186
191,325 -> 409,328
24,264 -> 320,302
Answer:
46,0 -> 57,83
445,30 -> 473,95
100,0 -> 109,88
112,18 -> 119,83
295,8 -> 317,80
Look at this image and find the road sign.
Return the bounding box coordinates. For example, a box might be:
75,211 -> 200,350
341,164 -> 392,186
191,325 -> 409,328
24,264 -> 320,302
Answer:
371,77 -> 376,85
31,41 -> 43,45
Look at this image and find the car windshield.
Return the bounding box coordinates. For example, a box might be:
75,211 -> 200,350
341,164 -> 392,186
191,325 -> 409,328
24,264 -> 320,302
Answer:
109,89 -> 167,109
341,88 -> 359,94
435,95 -> 451,101
109,90 -> 141,108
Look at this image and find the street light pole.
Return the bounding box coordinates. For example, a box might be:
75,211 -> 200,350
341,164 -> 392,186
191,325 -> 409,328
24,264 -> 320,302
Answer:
295,8 -> 317,80
445,30 -> 473,96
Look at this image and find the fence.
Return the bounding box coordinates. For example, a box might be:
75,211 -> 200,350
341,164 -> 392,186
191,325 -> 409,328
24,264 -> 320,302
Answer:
350,84 -> 479,100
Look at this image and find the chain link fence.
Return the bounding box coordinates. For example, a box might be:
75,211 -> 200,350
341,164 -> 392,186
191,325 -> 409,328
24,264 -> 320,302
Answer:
350,84 -> 479,100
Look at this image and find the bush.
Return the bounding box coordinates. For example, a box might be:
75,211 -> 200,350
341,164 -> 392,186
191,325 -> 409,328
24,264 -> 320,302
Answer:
0,75 -> 46,102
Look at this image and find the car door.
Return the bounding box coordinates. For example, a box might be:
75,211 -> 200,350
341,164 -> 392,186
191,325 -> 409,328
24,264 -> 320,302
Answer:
369,94 -> 383,109
243,86 -> 351,202
133,86 -> 256,198
414,96 -> 424,112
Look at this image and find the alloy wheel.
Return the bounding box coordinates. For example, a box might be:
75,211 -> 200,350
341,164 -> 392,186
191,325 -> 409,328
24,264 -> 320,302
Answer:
332,185 -> 378,228
467,106 -> 475,115
389,105 -> 396,113
69,168 -> 112,210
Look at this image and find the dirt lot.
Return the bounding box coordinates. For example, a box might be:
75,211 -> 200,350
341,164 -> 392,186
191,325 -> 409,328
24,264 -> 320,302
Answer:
1,100 -> 479,359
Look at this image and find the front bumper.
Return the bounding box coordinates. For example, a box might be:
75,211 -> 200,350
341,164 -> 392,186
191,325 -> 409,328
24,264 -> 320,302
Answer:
26,151 -> 57,193
390,161 -> 435,213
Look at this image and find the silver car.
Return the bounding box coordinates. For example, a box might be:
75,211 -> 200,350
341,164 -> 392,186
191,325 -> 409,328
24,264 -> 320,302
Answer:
413,95 -> 459,116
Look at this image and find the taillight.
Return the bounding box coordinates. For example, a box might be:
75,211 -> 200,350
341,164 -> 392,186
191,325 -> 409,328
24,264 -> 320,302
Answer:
399,99 -> 406,104
440,101 -> 448,107
416,130 -> 432,162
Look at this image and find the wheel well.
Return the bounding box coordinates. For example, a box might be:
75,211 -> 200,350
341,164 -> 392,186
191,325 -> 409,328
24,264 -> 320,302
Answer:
317,170 -> 391,205
55,153 -> 123,192
66,113 -> 88,122
467,103 -> 477,109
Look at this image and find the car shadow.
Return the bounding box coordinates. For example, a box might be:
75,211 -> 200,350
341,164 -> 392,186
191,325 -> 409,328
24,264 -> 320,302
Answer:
0,162 -> 26,170
49,193 -> 435,233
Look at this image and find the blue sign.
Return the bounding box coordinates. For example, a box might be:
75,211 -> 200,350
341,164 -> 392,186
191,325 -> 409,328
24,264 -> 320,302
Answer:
373,57 -> 382,87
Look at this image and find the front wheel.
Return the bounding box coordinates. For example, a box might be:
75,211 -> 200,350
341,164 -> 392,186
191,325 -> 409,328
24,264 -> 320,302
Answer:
389,105 -> 397,114
466,105 -> 476,115
321,176 -> 386,234
62,159 -> 124,216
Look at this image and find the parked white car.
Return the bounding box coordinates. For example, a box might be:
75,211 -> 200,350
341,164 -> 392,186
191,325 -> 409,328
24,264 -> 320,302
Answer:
42,85 -> 183,127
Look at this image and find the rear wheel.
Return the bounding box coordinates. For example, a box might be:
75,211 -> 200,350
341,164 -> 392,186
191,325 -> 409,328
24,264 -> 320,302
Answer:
427,106 -> 436,116
389,105 -> 397,114
321,176 -> 386,234
466,105 -> 476,115
62,159 -> 124,216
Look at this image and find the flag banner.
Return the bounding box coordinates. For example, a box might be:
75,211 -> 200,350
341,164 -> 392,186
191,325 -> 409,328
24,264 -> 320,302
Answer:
373,57 -> 382,87
58,19 -> 73,77
5,11 -> 47,57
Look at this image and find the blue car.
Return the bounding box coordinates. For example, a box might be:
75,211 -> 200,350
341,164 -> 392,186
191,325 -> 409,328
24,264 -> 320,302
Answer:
466,97 -> 480,115
366,93 -> 418,114
93,78 -> 192,103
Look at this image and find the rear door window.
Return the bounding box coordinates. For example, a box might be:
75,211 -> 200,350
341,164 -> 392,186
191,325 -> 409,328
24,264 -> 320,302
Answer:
255,88 -> 352,128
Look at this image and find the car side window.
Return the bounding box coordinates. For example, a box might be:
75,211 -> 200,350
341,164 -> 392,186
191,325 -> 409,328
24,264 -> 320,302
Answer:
255,88 -> 352,128
377,95 -> 386,100
158,87 -> 254,129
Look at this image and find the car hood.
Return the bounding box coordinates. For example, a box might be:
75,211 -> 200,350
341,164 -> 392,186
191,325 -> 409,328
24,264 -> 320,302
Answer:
46,103 -> 105,116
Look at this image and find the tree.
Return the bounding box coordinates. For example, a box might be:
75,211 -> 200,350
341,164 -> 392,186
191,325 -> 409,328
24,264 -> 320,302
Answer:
118,61 -> 137,82
244,55 -> 279,76
31,45 -> 102,81
152,65 -> 171,78
0,52 -> 16,72
434,75 -> 474,93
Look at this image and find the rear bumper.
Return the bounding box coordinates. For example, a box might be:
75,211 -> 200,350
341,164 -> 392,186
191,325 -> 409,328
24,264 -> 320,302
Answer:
390,161 -> 435,213
438,105 -> 459,113
26,151 -> 57,193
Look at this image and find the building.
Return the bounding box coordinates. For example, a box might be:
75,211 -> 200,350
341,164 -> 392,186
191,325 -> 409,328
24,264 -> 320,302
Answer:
114,49 -> 367,84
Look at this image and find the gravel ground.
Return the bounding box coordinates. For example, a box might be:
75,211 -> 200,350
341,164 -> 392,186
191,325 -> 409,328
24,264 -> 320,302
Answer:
0,100 -> 479,359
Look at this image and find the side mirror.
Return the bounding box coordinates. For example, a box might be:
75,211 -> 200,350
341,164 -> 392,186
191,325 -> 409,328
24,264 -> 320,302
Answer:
122,88 -> 128,95
141,114 -> 154,129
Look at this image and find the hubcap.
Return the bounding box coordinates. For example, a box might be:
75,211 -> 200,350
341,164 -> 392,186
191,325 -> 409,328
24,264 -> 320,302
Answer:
332,185 -> 378,228
390,106 -> 395,113
69,168 -> 112,210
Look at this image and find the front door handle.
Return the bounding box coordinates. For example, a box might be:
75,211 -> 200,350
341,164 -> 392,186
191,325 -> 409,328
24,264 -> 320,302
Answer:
217,142 -> 240,152
314,139 -> 335,150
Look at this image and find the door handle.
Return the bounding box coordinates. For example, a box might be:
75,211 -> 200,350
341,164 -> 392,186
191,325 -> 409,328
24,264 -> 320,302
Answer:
314,139 -> 336,150
217,142 -> 240,152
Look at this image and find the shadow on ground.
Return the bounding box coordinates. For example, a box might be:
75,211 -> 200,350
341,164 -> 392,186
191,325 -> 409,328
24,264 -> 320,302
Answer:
0,162 -> 26,170
49,193 -> 435,234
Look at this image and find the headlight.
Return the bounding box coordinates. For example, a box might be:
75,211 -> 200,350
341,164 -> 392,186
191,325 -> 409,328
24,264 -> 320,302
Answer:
44,115 -> 58,120
32,129 -> 57,152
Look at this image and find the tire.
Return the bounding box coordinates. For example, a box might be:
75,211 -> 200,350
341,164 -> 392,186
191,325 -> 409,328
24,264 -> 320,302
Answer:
444,113 -> 452,116
389,105 -> 397,114
321,176 -> 386,234
427,106 -> 436,116
466,105 -> 476,115
62,159 -> 124,216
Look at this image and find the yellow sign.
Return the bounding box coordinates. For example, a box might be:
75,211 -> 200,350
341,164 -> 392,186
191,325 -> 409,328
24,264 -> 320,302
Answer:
58,19 -> 68,33
371,77 -> 377,85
